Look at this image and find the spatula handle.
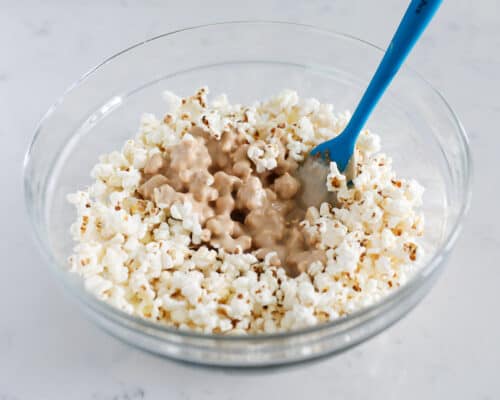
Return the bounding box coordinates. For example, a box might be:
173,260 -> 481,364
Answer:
346,0 -> 443,137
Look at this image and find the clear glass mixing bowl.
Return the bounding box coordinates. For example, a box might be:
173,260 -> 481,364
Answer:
23,22 -> 471,367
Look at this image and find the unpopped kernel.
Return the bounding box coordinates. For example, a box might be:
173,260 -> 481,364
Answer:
67,88 -> 424,334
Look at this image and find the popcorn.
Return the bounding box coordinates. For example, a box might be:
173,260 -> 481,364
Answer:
274,89 -> 299,113
102,246 -> 129,283
228,295 -> 253,319
405,179 -> 425,206
357,129 -> 381,155
247,140 -> 280,173
84,275 -> 113,298
296,117 -> 315,143
375,256 -> 393,275
298,97 -> 320,116
181,281 -> 202,304
326,162 -> 347,192
287,138 -> 308,161
117,168 -> 141,190
313,272 -> 332,292
282,304 -> 317,330
68,88 -> 425,334
200,110 -> 228,139
162,90 -> 182,112
91,163 -> 114,181
297,280 -> 318,306
319,219 -> 348,248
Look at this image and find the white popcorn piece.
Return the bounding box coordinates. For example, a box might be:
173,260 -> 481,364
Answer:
275,89 -> 299,113
375,256 -> 393,275
200,110 -> 228,139
357,130 -> 381,155
297,280 -> 318,307
298,97 -> 320,116
247,140 -> 280,173
162,90 -> 182,112
319,219 -> 348,248
296,117 -> 315,143
84,275 -> 113,298
326,162 -> 347,192
228,296 -> 253,320
103,246 -> 129,283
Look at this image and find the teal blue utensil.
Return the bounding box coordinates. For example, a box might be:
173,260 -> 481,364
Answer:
309,0 -> 443,171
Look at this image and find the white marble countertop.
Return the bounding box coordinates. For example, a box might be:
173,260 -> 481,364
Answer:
1,0 -> 498,398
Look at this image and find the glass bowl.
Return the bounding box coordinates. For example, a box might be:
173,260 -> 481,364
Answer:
23,21 -> 471,367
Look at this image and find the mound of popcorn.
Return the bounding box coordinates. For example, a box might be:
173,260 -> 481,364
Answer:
67,88 -> 424,334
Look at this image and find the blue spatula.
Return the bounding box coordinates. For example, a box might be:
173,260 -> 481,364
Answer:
299,0 -> 442,208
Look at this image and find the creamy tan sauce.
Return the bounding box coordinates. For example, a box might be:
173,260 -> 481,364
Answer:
138,127 -> 325,276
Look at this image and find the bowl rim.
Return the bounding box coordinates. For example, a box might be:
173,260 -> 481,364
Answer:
24,20 -> 473,342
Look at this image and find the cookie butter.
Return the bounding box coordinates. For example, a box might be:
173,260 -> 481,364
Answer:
138,127 -> 324,276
